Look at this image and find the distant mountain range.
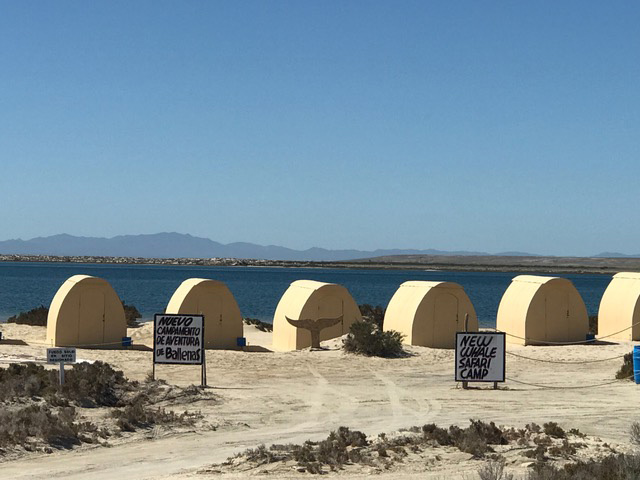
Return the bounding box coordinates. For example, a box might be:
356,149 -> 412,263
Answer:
0,233 -> 636,261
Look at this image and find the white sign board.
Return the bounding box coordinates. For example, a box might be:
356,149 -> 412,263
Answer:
154,314 -> 204,365
455,332 -> 505,383
47,347 -> 76,364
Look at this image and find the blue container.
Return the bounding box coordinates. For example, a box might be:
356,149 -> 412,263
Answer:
585,333 -> 596,342
236,337 -> 247,348
122,336 -> 132,347
634,346 -> 640,385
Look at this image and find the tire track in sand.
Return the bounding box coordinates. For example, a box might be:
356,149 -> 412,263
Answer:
367,367 -> 442,427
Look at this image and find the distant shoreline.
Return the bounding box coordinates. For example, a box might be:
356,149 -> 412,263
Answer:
1,253 -> 636,275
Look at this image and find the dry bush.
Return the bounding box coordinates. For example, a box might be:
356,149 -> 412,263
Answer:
0,363 -> 57,401
527,453 -> 640,479
0,405 -> 86,449
543,422 -> 566,439
616,353 -> 634,380
630,422 -> 640,446
62,361 -> 135,407
110,395 -> 201,432
478,458 -> 513,480
243,318 -> 273,332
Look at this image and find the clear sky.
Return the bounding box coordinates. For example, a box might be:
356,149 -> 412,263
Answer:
1,1 -> 638,256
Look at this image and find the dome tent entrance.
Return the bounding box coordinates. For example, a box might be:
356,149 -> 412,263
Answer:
272,280 -> 362,351
496,275 -> 588,346
46,275 -> 127,348
165,278 -> 243,350
383,281 -> 478,349
598,272 -> 640,341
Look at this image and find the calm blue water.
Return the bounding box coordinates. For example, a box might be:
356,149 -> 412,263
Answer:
0,262 -> 612,328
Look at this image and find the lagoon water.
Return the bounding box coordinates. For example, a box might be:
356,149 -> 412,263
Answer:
0,262 -> 611,327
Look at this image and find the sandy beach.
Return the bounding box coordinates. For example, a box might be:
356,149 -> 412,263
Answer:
0,322 -> 637,479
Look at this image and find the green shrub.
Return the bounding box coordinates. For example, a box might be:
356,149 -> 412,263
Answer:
7,305 -> 49,326
358,304 -> 385,329
342,321 -> 405,357
123,303 -> 142,328
616,352 -> 634,380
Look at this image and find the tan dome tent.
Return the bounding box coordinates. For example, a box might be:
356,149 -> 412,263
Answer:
165,278 -> 243,349
46,275 -> 126,347
383,281 -> 478,349
496,275 -> 588,345
272,280 -> 362,351
598,272 -> 640,341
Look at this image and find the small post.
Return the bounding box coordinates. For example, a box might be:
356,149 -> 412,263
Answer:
152,362 -> 155,381
201,350 -> 207,387
493,381 -> 498,390
59,362 -> 65,386
463,314 -> 469,390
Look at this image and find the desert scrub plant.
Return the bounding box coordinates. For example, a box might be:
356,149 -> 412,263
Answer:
478,458 -> 513,480
243,318 -> 273,332
110,395 -> 201,432
316,426 -> 368,469
448,420 -> 507,458
542,422 -> 565,439
342,320 -> 405,357
0,363 -> 58,401
0,404 -> 93,449
527,453 -> 640,479
6,305 -> 49,326
616,352 -> 634,380
421,423 -> 453,446
0,361 -> 137,407
631,422 -> 640,446
61,361 -> 136,407
122,303 -> 142,328
358,304 -> 385,329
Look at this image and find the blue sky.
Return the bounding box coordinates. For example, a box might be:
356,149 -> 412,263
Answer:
1,1 -> 638,256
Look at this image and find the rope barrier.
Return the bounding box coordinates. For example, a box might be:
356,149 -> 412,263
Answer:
505,350 -> 628,364
16,339 -> 137,348
489,321 -> 640,345
505,374 -> 635,390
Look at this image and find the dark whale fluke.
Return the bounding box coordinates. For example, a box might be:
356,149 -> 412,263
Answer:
285,315 -> 343,349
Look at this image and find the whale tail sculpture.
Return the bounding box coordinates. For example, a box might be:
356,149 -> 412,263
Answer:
285,315 -> 344,349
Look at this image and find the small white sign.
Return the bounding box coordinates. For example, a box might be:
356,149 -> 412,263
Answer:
455,332 -> 505,383
154,314 -> 204,365
47,347 -> 77,364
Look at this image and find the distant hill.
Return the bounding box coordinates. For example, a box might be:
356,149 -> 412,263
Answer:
593,252 -> 640,258
0,233 -> 533,262
2,233 -> 627,261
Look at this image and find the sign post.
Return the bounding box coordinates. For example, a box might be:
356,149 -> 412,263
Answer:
455,332 -> 505,388
47,347 -> 77,386
153,314 -> 206,387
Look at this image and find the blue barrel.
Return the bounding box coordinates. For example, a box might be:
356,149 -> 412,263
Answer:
634,346 -> 640,384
